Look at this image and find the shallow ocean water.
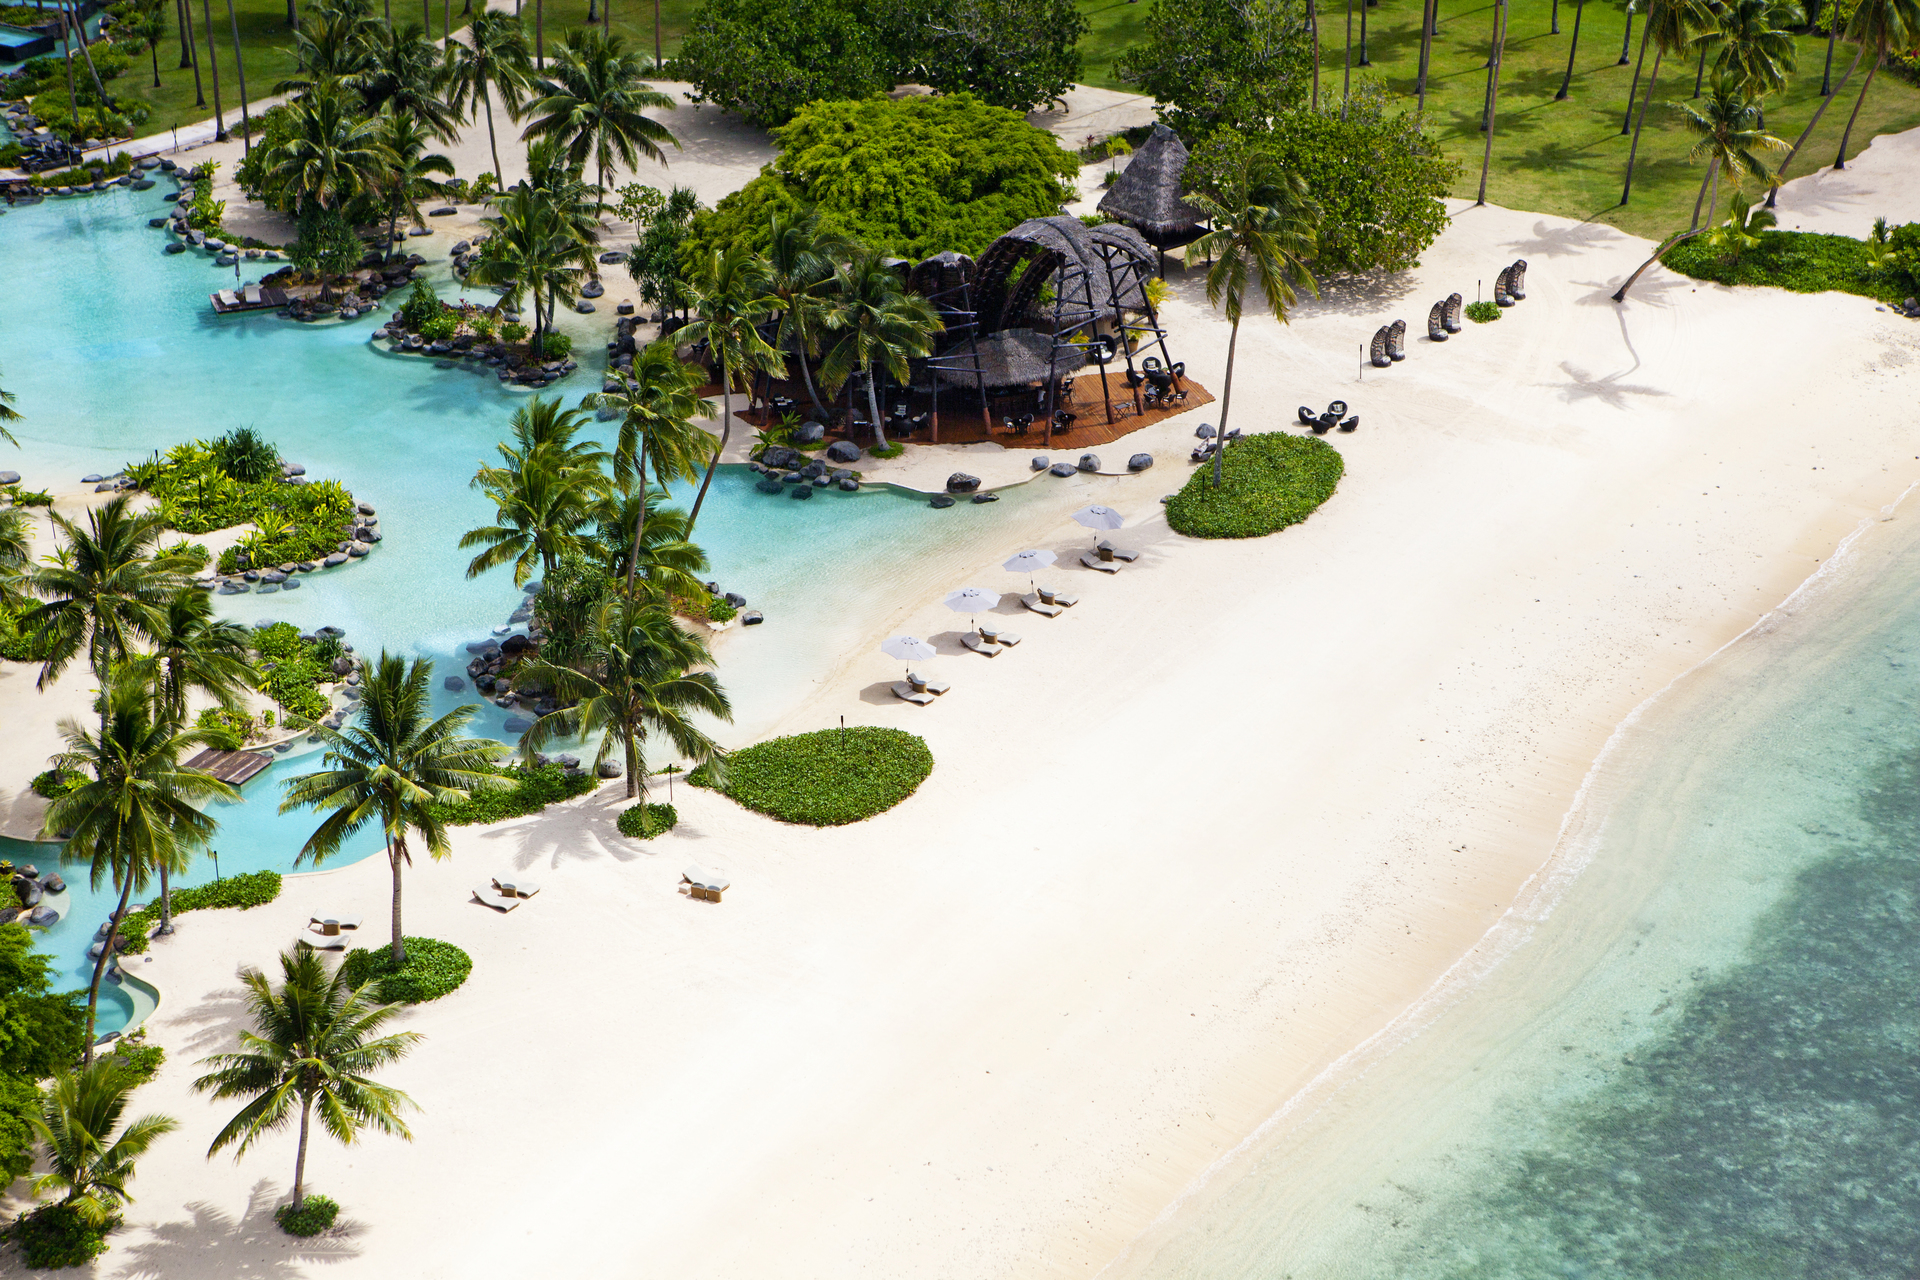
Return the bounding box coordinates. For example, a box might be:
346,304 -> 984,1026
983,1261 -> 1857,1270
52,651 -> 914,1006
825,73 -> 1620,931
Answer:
1120,510 -> 1920,1275
0,185 -> 1037,1026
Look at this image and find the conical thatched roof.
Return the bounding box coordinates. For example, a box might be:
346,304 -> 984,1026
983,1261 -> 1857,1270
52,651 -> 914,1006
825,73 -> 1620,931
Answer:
1096,124 -> 1206,249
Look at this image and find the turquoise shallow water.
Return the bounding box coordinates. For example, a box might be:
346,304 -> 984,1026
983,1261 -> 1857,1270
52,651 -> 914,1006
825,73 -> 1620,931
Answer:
1122,511 -> 1920,1277
0,185 -> 1035,1028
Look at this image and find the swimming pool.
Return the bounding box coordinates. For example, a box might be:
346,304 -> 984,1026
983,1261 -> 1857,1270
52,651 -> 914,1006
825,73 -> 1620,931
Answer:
0,185 -> 1038,1030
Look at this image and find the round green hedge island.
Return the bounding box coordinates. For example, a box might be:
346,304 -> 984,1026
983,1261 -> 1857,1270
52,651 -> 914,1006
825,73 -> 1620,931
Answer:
692,727 -> 934,827
1166,433 -> 1345,540
340,938 -> 472,1004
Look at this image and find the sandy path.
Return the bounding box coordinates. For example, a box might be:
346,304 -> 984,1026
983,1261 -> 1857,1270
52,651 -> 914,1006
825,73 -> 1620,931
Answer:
1,185 -> 1912,1279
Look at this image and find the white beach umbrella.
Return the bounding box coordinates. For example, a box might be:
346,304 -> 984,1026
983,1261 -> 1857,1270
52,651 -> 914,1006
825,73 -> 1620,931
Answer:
881,634 -> 938,677
1071,504 -> 1125,546
942,586 -> 1001,633
1002,549 -> 1057,591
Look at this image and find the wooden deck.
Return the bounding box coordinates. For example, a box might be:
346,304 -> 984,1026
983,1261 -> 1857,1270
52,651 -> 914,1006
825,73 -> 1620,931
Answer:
733,374 -> 1216,452
184,748 -> 276,787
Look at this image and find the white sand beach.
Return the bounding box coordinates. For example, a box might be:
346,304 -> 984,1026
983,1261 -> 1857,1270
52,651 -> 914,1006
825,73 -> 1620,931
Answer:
5,65 -> 1920,1277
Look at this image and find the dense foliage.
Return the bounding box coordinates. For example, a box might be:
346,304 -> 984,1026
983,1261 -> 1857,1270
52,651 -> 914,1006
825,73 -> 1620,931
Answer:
1187,94 -> 1458,275
340,937 -> 472,1003
251,623 -> 334,723
1115,0 -> 1313,138
122,433 -> 357,573
2,1202 -> 112,1269
674,0 -> 1083,124
28,769 -> 86,800
425,763 -> 598,825
1663,225 -> 1920,304
1465,300 -> 1502,322
117,871 -> 283,957
691,95 -> 1078,260
1165,433 -> 1344,538
691,727 -> 933,826
616,801 -> 678,838
0,926 -> 87,1184
275,1193 -> 341,1236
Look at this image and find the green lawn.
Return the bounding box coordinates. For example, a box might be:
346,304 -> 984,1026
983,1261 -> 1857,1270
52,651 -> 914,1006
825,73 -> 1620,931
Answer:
1073,0 -> 1920,238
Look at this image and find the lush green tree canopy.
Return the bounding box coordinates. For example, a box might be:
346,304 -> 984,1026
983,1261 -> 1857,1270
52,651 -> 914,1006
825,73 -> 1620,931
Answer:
689,94 -> 1078,260
1115,0 -> 1314,138
673,0 -> 900,127
901,0 -> 1087,111
1189,93 -> 1458,275
0,924 -> 87,1184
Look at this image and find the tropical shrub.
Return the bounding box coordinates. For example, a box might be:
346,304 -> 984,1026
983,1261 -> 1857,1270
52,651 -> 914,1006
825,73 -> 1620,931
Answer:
689,94 -> 1079,260
418,311 -> 459,342
251,623 -> 332,723
116,871 -> 283,956
0,926 -> 86,1182
103,1031 -> 165,1086
616,801 -> 678,838
125,436 -> 356,571
1115,0 -> 1314,138
674,0 -> 900,126
399,279 -> 446,329
289,205 -> 363,283
210,426 -> 279,483
691,726 -> 933,825
1167,432 -> 1343,538
339,937 -> 472,1003
1663,225 -> 1920,304
1465,300 -> 1501,322
186,164 -> 226,233
706,598 -> 738,623
28,769 -> 86,800
541,332 -> 573,358
501,321 -> 529,344
3,1203 -> 112,1269
275,1194 -> 340,1237
425,763 -> 597,825
532,555 -> 615,662
1187,90 -> 1457,275
0,604 -> 39,663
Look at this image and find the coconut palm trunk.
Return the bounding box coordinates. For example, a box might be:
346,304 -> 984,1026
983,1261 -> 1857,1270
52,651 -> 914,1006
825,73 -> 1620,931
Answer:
1688,152 -> 1722,227
1417,0 -> 1436,107
483,83 -> 502,180
1343,0 -> 1353,116
201,0 -> 226,140
225,0 -> 251,150
60,3 -> 80,131
653,0 -> 661,66
1477,0 -> 1507,202
535,0 -> 543,67
158,863 -> 174,934
1209,318 -> 1240,489
82,877 -> 136,1064
1820,0 -> 1839,92
623,425 -> 649,597
1622,20 -> 1652,130
387,834 -> 406,964
1309,0 -> 1320,111
1767,43 -> 1860,204
292,1096 -> 313,1211
866,371 -> 888,452
688,351 -> 731,531
1620,47 -> 1666,202
177,0 -> 194,67
797,351 -> 828,419
1833,54 -> 1883,169
1556,0 -> 1587,98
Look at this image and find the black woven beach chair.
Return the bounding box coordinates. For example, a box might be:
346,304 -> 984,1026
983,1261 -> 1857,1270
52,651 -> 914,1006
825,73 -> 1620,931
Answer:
1388,320 -> 1407,362
1494,267 -> 1515,307
1337,415 -> 1359,433
1299,405 -> 1320,424
1428,301 -> 1448,342
1508,259 -> 1528,299
1444,293 -> 1464,333
1370,326 -> 1392,368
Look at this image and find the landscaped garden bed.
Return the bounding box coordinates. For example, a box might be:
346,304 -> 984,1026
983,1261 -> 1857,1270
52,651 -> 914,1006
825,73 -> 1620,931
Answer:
375,279 -> 580,388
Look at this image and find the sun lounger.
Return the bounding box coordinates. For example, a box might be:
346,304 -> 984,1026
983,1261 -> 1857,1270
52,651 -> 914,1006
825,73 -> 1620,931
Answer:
309,912 -> 363,936
1022,594 -> 1063,618
215,289 -> 240,309
1081,552 -> 1122,573
962,632 -> 1004,655
491,877 -> 540,899
891,682 -> 935,705
1096,540 -> 1139,562
473,887 -> 523,911
979,627 -> 1021,646
907,672 -> 950,695
296,928 -> 349,951
244,281 -> 263,305
681,866 -> 730,902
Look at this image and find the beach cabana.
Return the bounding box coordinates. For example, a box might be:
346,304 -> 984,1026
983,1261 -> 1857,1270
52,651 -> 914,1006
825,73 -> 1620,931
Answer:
1096,125 -> 1209,269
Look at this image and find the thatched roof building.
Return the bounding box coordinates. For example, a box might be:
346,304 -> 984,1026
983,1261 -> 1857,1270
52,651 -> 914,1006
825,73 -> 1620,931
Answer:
1096,124 -> 1207,250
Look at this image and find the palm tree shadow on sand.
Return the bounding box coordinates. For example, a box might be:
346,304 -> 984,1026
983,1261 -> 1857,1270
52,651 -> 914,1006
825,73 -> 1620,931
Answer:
118,1179 -> 364,1277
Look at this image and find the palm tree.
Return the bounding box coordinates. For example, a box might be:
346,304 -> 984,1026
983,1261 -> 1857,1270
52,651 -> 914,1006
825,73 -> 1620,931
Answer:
200,0 -> 228,140
1556,0 -> 1589,99
1766,40 -> 1862,204
1832,0 -> 1920,168
1622,0 -> 1713,203
356,20 -> 460,138
1698,0 -> 1798,104
1614,77 -> 1785,298
588,338 -> 715,596
0,508 -> 31,608
19,494 -> 192,694
516,596 -> 729,799
677,245 -> 781,531
520,28 -> 677,199
444,9 -> 532,180
1477,0 -> 1509,204
43,679 -> 237,1058
27,1060 -> 178,1226
130,589 -> 255,727
461,396 -> 610,583
590,493 -> 711,603
372,109 -> 455,257
1186,152 -> 1321,490
264,81 -> 387,213
130,0 -> 169,88
765,208 -> 847,421
281,653 -> 502,965
469,179 -> 596,356
194,947 -> 420,1216
0,359 -> 20,448
275,3 -> 373,95
818,249 -> 944,458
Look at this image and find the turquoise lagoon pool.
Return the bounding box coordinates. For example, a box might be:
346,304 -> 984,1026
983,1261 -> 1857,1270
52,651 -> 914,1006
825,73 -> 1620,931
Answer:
0,185 -> 1038,1030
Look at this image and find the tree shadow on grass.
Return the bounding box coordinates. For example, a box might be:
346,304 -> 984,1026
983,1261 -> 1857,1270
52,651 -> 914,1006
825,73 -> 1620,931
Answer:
119,1179 -> 364,1279
1501,219 -> 1628,258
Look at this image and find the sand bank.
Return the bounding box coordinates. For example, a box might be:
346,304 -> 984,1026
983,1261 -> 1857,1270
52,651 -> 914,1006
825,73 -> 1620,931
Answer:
1,178 -> 1914,1280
